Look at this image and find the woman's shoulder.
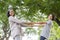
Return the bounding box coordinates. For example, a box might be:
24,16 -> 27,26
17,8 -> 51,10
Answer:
9,16 -> 14,18
47,19 -> 51,21
47,20 -> 52,23
9,16 -> 14,19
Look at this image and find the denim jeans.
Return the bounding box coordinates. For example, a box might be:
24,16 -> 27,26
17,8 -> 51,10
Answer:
40,36 -> 46,40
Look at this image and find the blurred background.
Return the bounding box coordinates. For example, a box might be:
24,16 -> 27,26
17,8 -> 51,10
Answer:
0,0 -> 60,40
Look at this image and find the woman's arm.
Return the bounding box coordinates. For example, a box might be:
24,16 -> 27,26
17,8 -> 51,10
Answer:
24,22 -> 47,26
9,16 -> 47,26
34,22 -> 47,24
9,16 -> 24,24
9,16 -> 34,25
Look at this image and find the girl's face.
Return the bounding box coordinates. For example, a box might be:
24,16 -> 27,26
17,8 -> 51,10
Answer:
9,10 -> 14,16
48,14 -> 53,20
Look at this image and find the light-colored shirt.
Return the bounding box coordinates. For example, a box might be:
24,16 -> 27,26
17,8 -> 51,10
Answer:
8,16 -> 27,38
40,20 -> 52,38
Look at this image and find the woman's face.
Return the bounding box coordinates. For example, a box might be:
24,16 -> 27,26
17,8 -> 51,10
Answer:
9,10 -> 14,16
48,14 -> 53,20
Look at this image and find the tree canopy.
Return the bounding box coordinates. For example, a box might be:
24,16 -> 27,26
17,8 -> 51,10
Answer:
0,0 -> 60,40
0,0 -> 60,18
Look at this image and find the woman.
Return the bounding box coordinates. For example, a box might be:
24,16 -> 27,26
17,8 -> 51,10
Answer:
7,9 -> 33,40
40,14 -> 54,40
35,14 -> 54,40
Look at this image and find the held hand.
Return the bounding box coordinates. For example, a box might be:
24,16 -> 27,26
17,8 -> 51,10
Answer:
27,22 -> 34,25
26,22 -> 34,27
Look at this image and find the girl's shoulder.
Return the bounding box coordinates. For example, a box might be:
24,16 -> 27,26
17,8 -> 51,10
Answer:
9,16 -> 14,18
9,16 -> 14,20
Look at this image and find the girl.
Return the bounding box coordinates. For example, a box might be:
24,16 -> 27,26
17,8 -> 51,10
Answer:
7,9 -> 33,40
35,14 -> 54,40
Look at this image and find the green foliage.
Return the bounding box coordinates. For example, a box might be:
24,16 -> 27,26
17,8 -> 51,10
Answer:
25,27 -> 36,35
0,0 -> 60,40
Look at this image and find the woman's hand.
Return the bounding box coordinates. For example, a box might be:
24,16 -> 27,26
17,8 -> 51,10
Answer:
25,22 -> 34,27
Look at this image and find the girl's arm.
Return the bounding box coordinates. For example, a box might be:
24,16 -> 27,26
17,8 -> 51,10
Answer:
9,16 -> 34,25
9,16 -> 47,26
34,22 -> 47,24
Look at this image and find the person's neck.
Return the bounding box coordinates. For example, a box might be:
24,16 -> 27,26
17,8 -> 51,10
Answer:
48,19 -> 51,20
12,16 -> 14,17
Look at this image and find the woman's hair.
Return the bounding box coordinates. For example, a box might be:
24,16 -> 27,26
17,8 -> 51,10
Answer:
48,14 -> 55,21
52,14 -> 55,21
7,11 -> 10,17
7,10 -> 15,17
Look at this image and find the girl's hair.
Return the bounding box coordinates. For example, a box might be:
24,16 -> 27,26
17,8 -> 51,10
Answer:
48,14 -> 55,21
52,14 -> 55,21
7,11 -> 10,17
7,10 -> 15,17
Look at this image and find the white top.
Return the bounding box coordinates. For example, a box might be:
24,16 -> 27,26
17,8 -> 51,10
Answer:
40,20 -> 52,38
8,16 -> 27,38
